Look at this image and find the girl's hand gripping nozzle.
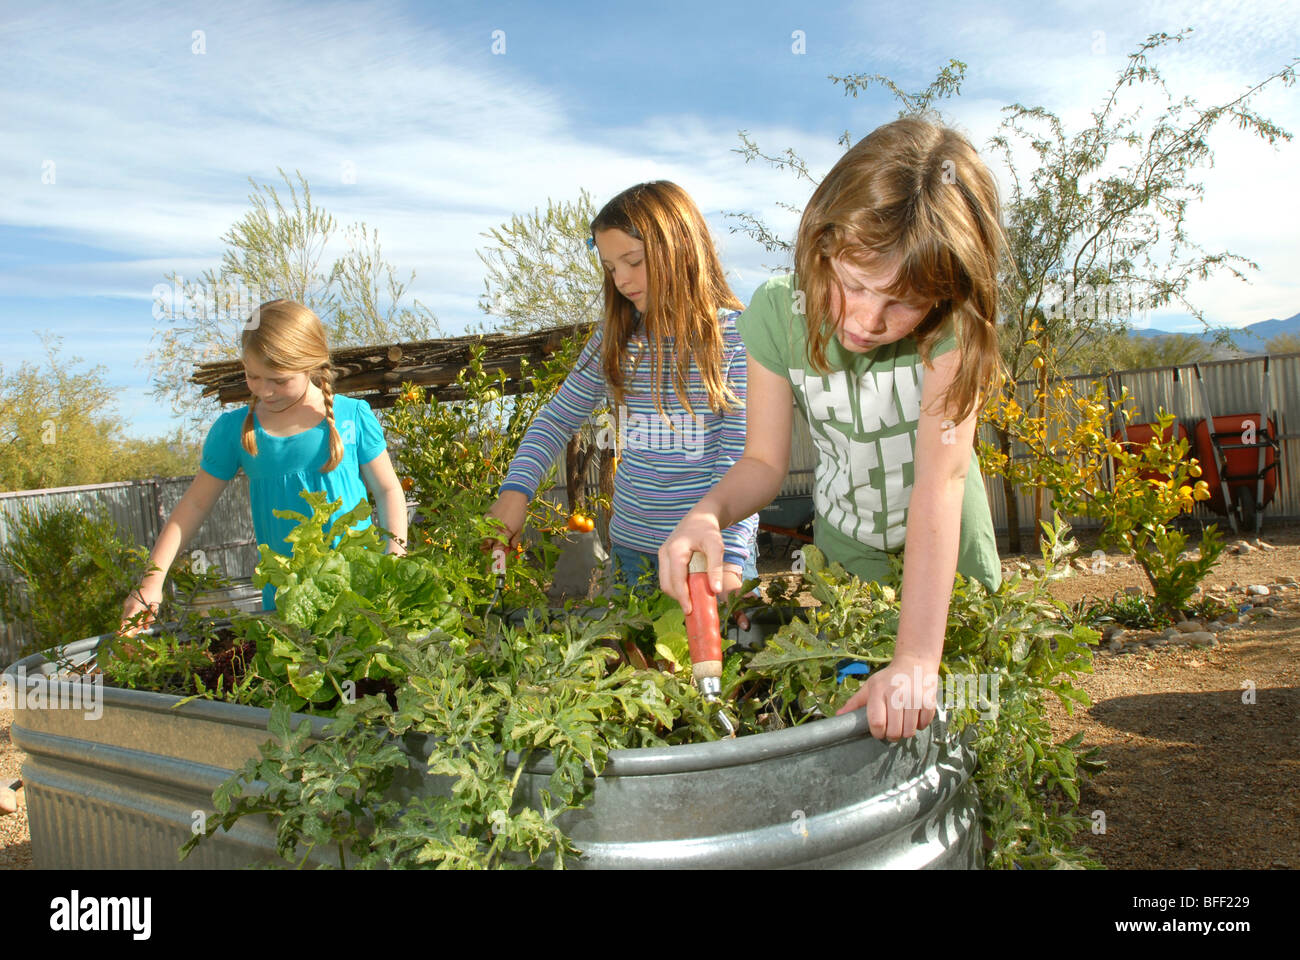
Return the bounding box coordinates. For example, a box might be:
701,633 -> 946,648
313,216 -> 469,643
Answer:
683,551 -> 736,737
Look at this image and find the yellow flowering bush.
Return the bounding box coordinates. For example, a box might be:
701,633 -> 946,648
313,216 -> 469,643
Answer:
980,348 -> 1223,620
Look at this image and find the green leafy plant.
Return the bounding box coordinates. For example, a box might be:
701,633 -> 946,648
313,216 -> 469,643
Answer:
99,617 -> 224,695
0,503 -> 228,656
104,489 -> 556,713
184,608 -> 716,869
982,369 -> 1224,620
1131,521 -> 1226,621
386,336 -> 591,530
1184,594 -> 1232,625
141,496 -> 1102,870
739,522 -> 1104,869
1072,592 -> 1169,631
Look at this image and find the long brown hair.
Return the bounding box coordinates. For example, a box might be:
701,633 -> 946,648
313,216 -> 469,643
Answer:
590,181 -> 744,421
240,300 -> 344,472
793,117 -> 1005,421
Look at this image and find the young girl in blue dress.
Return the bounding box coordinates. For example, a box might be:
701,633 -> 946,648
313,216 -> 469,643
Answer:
120,300 -> 407,628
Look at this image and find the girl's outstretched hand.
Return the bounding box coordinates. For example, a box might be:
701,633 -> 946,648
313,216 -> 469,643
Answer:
835,652 -> 939,741
119,586 -> 162,637
658,509 -> 724,615
483,490 -> 528,556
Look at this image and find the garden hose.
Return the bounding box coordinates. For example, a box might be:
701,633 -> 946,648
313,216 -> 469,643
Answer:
482,548 -> 509,652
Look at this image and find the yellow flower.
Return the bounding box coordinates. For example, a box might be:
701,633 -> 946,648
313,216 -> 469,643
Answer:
1189,462 -> 1202,478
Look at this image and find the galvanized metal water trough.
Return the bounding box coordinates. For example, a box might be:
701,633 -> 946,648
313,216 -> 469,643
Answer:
6,626 -> 982,869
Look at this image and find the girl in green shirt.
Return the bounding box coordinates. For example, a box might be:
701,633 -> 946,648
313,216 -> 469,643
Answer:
659,116 -> 1007,743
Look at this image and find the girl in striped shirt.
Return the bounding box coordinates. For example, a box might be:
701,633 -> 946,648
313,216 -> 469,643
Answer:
484,181 -> 759,601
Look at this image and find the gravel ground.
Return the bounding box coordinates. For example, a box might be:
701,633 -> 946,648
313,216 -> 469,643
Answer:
1043,616 -> 1299,870
1033,525 -> 1300,870
3,521 -> 1295,871
0,708 -> 32,869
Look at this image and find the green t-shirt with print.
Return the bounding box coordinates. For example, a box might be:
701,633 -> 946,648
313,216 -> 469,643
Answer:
739,274 -> 1001,590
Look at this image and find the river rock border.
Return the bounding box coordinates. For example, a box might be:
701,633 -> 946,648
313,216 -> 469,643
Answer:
1098,577 -> 1299,656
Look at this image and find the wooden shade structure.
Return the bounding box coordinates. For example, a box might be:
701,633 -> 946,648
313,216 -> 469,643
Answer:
190,323 -> 596,409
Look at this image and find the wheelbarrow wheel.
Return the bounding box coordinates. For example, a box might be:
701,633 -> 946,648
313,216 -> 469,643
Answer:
1234,485 -> 1257,534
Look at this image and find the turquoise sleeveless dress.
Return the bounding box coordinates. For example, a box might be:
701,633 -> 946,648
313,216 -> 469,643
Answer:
198,395 -> 388,610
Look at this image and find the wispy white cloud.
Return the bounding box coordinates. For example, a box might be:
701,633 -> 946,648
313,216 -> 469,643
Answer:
0,1 -> 804,336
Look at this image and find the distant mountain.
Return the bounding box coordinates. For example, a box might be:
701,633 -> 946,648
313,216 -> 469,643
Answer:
1234,312 -> 1300,345
1133,311 -> 1300,357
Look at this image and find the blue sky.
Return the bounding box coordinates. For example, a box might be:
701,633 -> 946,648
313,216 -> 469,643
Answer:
3,0 -> 1298,440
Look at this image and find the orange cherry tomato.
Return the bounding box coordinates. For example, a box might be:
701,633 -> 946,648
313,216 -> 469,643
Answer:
401,477 -> 414,492
566,512 -> 595,533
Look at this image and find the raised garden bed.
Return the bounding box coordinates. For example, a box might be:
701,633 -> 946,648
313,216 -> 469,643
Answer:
7,630 -> 982,870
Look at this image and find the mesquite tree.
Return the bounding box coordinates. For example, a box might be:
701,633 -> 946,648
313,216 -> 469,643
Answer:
727,30 -> 1296,551
145,170 -> 441,431
474,191 -> 604,335
474,194 -> 609,531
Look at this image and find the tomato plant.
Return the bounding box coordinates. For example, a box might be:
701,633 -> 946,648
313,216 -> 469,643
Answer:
567,511 -> 594,533
383,336 -> 594,566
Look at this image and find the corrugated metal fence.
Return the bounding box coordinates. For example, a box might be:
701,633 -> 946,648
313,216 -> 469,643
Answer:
0,475 -> 259,665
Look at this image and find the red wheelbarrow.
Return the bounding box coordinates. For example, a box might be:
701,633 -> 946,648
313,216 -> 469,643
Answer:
1110,420 -> 1191,485
1191,361 -> 1280,535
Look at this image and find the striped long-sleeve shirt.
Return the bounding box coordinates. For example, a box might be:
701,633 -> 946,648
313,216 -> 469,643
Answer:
500,309 -> 759,567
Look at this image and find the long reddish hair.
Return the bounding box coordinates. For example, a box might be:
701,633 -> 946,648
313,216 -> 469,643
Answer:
590,181 -> 743,420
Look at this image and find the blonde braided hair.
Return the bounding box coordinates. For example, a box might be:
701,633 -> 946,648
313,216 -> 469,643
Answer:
314,367 -> 344,471
240,300 -> 344,473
